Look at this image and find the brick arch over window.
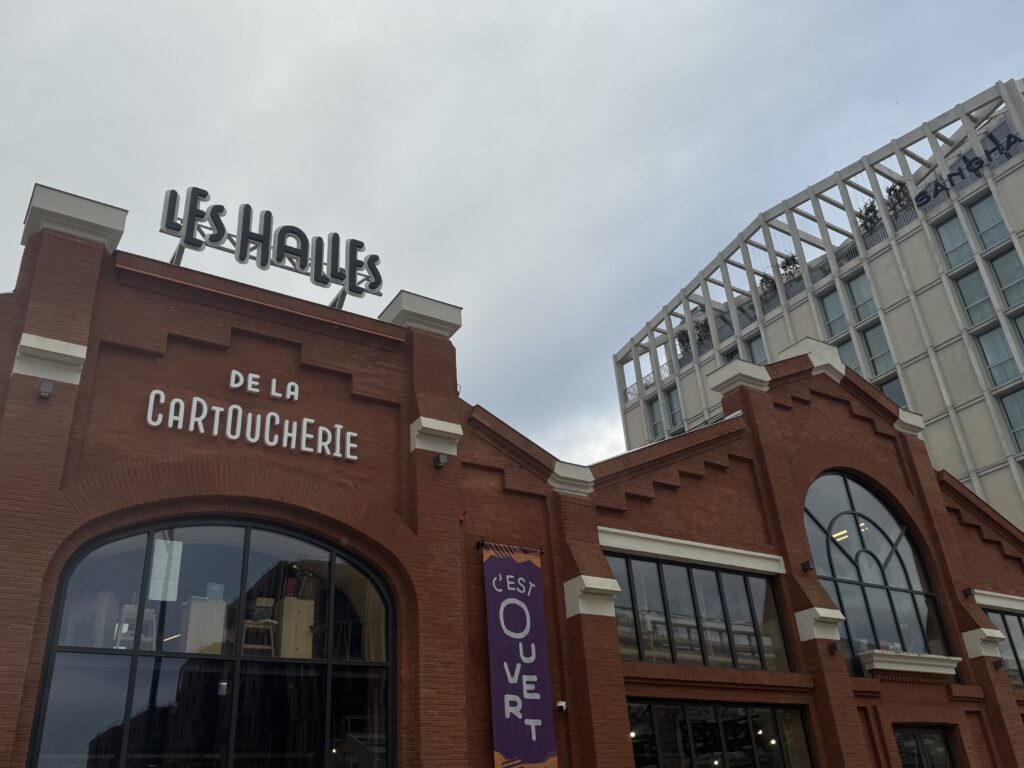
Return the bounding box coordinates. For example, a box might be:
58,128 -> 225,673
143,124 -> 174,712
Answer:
803,472 -> 950,673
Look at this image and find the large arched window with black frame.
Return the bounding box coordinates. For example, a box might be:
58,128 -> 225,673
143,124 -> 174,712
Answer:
30,520 -> 393,768
803,473 -> 948,673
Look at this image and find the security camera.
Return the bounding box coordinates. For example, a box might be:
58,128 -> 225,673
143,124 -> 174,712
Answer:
555,700 -> 568,713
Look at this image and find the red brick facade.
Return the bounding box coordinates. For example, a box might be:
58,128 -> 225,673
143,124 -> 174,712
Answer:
3,213 -> 1024,766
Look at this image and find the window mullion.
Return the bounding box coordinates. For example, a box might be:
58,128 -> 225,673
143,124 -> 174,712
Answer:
716,571 -> 738,668
657,562 -> 678,665
625,559 -> 643,662
746,707 -> 762,768
715,705 -> 732,768
324,555 -> 336,768
686,567 -> 709,666
744,576 -> 768,670
116,530 -> 154,768
1009,614 -> 1024,685
226,525 -> 252,768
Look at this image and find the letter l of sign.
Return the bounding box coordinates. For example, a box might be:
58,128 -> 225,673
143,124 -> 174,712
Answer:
160,190 -> 183,235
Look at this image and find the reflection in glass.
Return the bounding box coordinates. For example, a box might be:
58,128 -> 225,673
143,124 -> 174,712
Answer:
608,556 -> 639,660
721,574 -> 759,670
245,531 -> 330,659
632,560 -> 672,663
692,570 -> 731,667
891,591 -> 926,653
330,668 -> 388,767
58,534 -> 147,649
987,611 -> 1024,686
720,706 -> 755,767
125,657 -> 232,767
651,703 -> 685,768
777,709 -> 813,768
333,557 -> 387,661
234,662 -> 325,768
628,702 -> 659,768
663,565 -> 702,666
749,577 -> 788,671
686,705 -> 724,768
750,707 -> 786,768
145,526 -> 244,655
865,587 -> 901,650
37,652 -> 132,768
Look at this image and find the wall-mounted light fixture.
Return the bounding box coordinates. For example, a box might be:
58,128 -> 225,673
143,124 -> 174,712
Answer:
801,560 -> 815,573
826,642 -> 840,655
963,587 -> 975,598
433,453 -> 448,469
38,380 -> 55,400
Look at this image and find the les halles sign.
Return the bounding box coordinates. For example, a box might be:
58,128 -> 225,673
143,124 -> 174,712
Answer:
159,186 -> 383,310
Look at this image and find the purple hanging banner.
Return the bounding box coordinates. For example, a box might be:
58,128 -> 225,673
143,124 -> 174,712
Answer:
481,542 -> 558,768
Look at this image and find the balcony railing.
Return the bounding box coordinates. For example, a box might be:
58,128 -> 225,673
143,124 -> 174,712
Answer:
624,382 -> 639,402
861,224 -> 888,251
784,276 -> 805,300
678,348 -> 694,368
760,290 -> 781,315
890,205 -> 917,231
835,241 -> 860,266
808,259 -> 831,284
659,362 -> 671,380
642,372 -> 656,390
737,302 -> 757,327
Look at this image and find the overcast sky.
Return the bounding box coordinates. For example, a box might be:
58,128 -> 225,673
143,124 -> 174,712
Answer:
1,2 -> 1021,464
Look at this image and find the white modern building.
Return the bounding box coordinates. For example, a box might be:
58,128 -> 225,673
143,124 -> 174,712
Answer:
614,78 -> 1024,527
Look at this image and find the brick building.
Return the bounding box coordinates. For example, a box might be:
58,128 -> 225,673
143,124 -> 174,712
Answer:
4,185 -> 1024,767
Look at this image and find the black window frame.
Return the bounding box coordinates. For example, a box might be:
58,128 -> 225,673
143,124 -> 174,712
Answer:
893,726 -> 959,768
606,552 -> 790,672
28,518 -> 397,768
984,609 -> 1024,687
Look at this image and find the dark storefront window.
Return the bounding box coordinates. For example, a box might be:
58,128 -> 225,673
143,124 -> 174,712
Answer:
894,728 -> 957,768
628,700 -> 813,767
803,474 -> 948,674
985,610 -> 1024,686
32,522 -> 392,768
606,554 -> 788,671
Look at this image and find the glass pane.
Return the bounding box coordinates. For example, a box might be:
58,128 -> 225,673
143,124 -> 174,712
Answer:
629,702 -> 659,768
804,474 -> 851,526
879,377 -> 908,409
895,730 -> 923,768
837,338 -> 860,372
987,612 -> 1023,686
244,530 -> 330,659
719,706 -> 755,767
848,481 -> 902,546
994,251 -> 1024,307
838,582 -> 876,653
36,652 -> 132,768
805,513 -> 833,577
333,557 -> 387,661
970,196 -> 1010,249
956,270 -> 994,325
919,731 -> 955,768
686,704 -> 724,768
937,217 -> 971,268
915,594 -> 949,656
821,580 -> 857,673
330,667 -> 388,767
692,569 -> 732,667
663,564 -> 702,666
979,327 -> 1017,386
125,657 -> 232,767
721,574 -> 760,670
750,708 -> 786,768
865,586 -> 902,651
233,661 -> 325,768
897,537 -> 928,592
891,590 -> 927,654
858,552 -> 885,586
651,703 -> 687,768
58,534 -> 147,649
144,526 -> 244,655
608,556 -> 639,661
777,709 -> 813,768
829,512 -> 861,564
749,577 -> 788,671
632,560 -> 672,663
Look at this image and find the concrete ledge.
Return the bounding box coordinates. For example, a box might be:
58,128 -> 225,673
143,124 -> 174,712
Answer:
409,416 -> 463,455
894,408 -> 925,438
962,627 -> 1006,659
379,290 -> 462,338
22,184 -> 127,253
548,461 -> 594,496
706,359 -> 771,396
779,338 -> 846,383
794,606 -> 846,642
972,589 -> 1024,614
858,649 -> 961,676
12,333 -> 88,384
563,575 -> 620,618
598,527 -> 785,574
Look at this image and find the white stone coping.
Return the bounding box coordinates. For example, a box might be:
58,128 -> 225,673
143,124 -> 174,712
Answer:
972,589 -> 1024,614
779,338 -> 846,383
409,416 -> 463,455
563,575 -> 621,618
12,332 -> 88,385
894,408 -> 925,438
962,627 -> 1006,659
22,184 -> 127,253
706,359 -> 771,396
548,461 -> 594,496
858,649 -> 961,676
794,606 -> 846,642
598,527 -> 786,575
378,290 -> 462,338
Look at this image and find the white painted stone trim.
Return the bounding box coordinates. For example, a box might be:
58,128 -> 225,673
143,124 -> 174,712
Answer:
706,359 -> 771,396
378,290 -> 462,338
548,461 -> 594,496
779,338 -> 846,383
962,627 -> 1006,659
597,527 -> 786,574
12,333 -> 88,385
972,589 -> 1024,614
409,416 -> 463,455
22,184 -> 127,253
894,408 -> 925,438
794,606 -> 846,642
563,575 -> 620,618
858,649 -> 961,676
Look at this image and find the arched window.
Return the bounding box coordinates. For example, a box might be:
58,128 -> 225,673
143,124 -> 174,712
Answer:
31,522 -> 392,767
803,474 -> 948,671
